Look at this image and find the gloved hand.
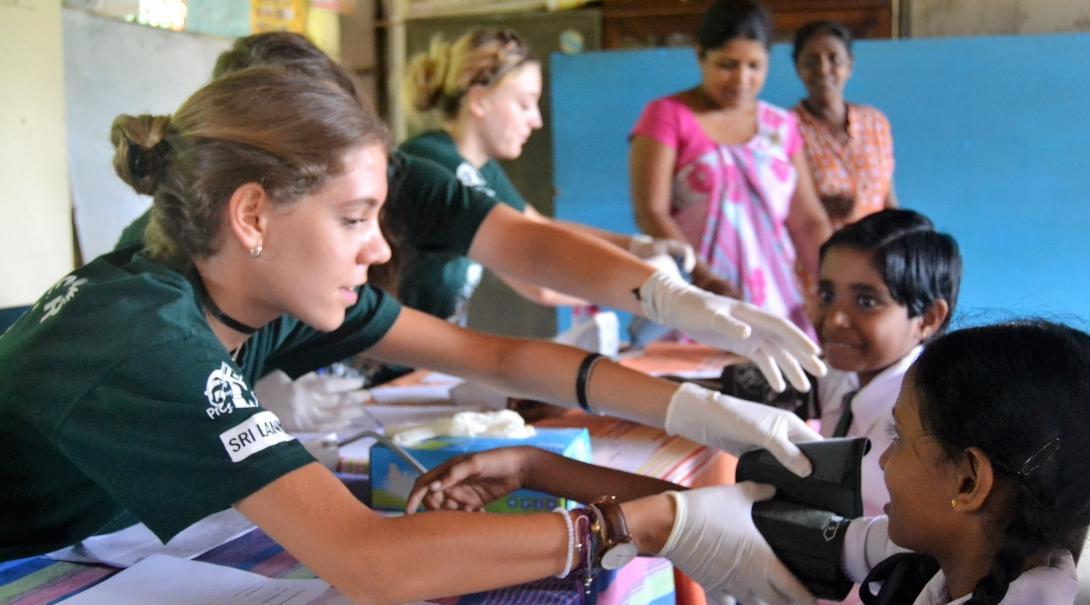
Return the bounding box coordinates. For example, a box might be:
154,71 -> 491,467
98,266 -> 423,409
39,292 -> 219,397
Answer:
660,483 -> 816,605
253,370 -> 369,433
628,234 -> 697,274
666,382 -> 819,477
639,271 -> 826,392
637,252 -> 688,283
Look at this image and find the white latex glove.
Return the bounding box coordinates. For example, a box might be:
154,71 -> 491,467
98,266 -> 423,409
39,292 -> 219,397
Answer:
666,382 -> 819,476
660,483 -> 816,605
628,234 -> 697,274
253,370 -> 369,433
639,271 -> 826,392
637,252 -> 686,283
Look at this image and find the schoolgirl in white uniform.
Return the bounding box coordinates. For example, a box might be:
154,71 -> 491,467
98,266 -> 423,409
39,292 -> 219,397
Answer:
843,321 -> 1087,604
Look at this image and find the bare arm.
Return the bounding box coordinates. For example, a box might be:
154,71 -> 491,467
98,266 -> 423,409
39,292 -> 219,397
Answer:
367,308 -> 678,428
629,135 -> 687,243
523,203 -> 632,248
467,204 -> 656,316
785,152 -> 833,281
493,270 -> 591,307
482,204 -> 592,307
527,447 -> 685,502
237,463 -> 674,604
407,446 -> 684,514
628,135 -> 737,296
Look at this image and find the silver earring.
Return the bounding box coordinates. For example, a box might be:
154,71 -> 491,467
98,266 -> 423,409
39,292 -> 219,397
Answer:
249,244 -> 263,258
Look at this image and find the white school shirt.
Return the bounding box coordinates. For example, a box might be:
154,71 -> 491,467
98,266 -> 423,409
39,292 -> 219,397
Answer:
842,517 -> 1078,605
818,346 -> 922,517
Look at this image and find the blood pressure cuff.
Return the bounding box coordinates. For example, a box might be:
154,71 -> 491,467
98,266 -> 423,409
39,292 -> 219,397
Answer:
751,500 -> 854,600
737,437 -> 869,517
736,437 -> 870,601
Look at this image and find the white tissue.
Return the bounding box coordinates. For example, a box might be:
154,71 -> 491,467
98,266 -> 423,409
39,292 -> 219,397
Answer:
387,410 -> 536,446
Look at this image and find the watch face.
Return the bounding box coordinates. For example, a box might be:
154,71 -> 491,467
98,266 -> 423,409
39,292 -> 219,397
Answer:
601,542 -> 639,570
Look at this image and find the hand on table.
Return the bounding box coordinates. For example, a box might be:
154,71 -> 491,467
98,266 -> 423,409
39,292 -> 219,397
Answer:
405,446 -> 535,513
665,383 -> 820,477
660,483 -> 815,605
638,272 -> 826,392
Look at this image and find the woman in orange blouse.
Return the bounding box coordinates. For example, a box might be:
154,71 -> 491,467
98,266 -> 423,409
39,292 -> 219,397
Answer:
793,21 -> 897,229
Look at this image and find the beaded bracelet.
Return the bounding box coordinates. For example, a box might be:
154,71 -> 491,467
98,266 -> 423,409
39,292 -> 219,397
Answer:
553,508 -> 575,579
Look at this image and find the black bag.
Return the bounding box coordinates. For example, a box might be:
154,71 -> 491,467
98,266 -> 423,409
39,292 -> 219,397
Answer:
718,362 -> 819,420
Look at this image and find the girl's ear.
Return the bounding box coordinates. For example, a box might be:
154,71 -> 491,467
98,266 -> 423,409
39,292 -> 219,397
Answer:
952,446 -> 996,513
225,182 -> 270,253
918,299 -> 950,341
464,85 -> 491,119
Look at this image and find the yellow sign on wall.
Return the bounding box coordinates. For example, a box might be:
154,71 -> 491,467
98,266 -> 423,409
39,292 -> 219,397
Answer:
252,0 -> 307,33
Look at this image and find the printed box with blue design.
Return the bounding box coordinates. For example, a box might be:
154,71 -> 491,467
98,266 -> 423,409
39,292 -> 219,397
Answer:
370,428 -> 592,513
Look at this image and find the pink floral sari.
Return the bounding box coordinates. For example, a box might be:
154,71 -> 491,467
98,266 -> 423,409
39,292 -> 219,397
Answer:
632,97 -> 811,332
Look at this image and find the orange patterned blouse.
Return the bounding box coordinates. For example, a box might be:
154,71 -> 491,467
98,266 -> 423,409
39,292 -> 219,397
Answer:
795,103 -> 895,227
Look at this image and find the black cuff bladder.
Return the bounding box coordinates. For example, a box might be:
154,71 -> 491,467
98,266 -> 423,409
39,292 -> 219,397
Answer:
735,437 -> 870,601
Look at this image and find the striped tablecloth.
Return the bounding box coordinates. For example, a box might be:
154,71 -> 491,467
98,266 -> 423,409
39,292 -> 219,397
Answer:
0,526 -> 673,605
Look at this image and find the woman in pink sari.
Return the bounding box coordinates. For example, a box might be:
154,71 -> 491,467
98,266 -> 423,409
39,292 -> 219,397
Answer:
629,0 -> 831,334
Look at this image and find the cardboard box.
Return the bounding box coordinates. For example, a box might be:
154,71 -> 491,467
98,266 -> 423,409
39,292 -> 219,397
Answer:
370,428 -> 592,513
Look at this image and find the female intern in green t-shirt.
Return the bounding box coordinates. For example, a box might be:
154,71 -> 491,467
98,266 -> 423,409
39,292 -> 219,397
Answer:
117,32 -> 827,395
397,30 -> 753,319
0,68 -> 818,603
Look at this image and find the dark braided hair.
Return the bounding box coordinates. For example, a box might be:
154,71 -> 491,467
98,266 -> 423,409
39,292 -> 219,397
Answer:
912,320 -> 1090,604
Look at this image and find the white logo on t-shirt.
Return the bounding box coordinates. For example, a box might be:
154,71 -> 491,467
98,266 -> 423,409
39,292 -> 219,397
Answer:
38,275 -> 89,323
455,162 -> 486,187
204,362 -> 259,419
219,410 -> 294,462
454,162 -> 498,198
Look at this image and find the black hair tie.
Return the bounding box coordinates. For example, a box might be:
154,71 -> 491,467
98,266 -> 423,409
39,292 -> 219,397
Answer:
127,139 -> 172,180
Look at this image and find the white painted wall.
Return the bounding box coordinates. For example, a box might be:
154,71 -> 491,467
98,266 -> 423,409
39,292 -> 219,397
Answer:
63,8 -> 231,262
907,0 -> 1090,37
0,0 -> 73,307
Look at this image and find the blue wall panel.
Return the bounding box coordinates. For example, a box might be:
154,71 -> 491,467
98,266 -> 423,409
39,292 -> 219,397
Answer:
551,34 -> 1090,332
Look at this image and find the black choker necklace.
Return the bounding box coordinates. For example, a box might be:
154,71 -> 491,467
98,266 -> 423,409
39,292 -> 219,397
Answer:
195,276 -> 258,335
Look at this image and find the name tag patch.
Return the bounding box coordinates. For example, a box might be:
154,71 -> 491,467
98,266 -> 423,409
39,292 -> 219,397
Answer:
220,411 -> 294,463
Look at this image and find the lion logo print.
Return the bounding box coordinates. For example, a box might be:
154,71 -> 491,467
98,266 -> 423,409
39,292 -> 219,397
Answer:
204,362 -> 259,419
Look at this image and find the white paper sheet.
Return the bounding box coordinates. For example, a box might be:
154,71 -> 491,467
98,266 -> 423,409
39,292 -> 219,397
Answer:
47,508 -> 255,567
56,554 -> 345,605
57,554 -> 439,605
368,384 -> 456,405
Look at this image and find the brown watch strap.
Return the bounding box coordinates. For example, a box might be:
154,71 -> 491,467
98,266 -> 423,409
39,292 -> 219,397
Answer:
591,495 -> 632,548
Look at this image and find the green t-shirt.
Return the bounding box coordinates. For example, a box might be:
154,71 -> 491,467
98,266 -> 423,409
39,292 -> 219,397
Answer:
398,131 -> 528,323
115,149 -> 500,325
0,245 -> 400,560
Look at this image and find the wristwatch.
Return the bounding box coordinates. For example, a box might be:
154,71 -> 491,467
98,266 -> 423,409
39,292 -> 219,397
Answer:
590,496 -> 639,570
